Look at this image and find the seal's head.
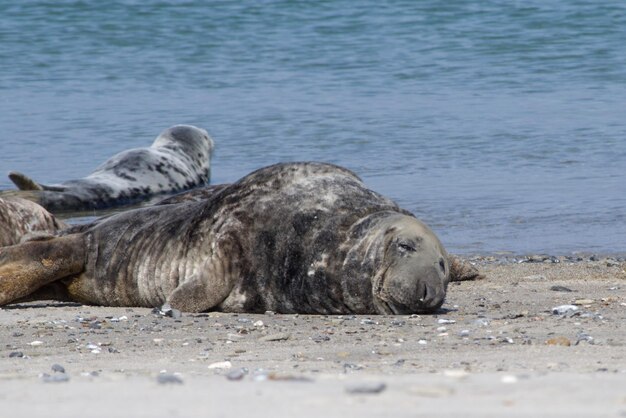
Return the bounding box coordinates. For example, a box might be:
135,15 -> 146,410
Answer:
367,214 -> 449,314
153,125 -> 215,162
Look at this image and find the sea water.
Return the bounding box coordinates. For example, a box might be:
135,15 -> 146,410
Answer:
1,0 -> 625,255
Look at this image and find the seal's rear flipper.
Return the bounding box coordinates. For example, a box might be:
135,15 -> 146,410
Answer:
8,172 -> 45,191
0,235 -> 85,305
449,256 -> 486,282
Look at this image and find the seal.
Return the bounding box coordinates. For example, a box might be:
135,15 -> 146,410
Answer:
6,125 -> 214,212
0,162 -> 451,314
0,197 -> 67,247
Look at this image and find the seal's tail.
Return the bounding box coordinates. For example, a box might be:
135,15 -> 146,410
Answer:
0,235 -> 85,306
8,172 -> 45,191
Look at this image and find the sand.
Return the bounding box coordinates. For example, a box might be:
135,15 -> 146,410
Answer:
1,258 -> 625,417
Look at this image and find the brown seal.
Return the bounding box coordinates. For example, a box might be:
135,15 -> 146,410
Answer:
0,162 -> 454,314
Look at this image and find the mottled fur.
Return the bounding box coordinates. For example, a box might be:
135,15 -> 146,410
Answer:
0,197 -> 67,247
0,163 -> 451,314
7,125 -> 214,212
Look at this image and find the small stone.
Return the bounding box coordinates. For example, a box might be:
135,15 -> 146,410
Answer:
225,368 -> 247,381
550,285 -> 573,292
43,372 -> 68,383
546,336 -> 571,346
12,332 -> 23,337
459,330 -> 470,337
501,375 -> 518,384
418,340 -> 428,345
51,364 -> 65,373
360,319 -> 377,325
345,382 -> 386,394
208,361 -> 232,369
157,373 -> 183,385
9,351 -> 24,358
573,299 -> 594,305
253,320 -> 264,327
443,369 -> 469,379
41,373 -> 70,383
259,333 -> 290,342
551,305 -> 578,315
437,319 -> 456,324
29,341 -> 44,346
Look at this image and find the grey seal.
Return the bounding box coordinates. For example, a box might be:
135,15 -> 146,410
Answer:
0,162 -> 452,314
6,125 -> 214,212
0,197 -> 67,247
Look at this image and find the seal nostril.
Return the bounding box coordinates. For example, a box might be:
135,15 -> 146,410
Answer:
439,258 -> 446,273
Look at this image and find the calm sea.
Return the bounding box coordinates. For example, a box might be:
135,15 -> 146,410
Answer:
1,1 -> 625,255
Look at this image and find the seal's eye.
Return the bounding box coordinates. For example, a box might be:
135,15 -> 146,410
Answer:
397,242 -> 416,252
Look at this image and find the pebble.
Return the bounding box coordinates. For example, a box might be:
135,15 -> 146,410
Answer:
345,382 -> 386,395
225,368 -> 247,381
157,373 -> 184,385
501,375 -> 518,384
437,319 -> 456,324
41,373 -> 70,383
443,369 -> 469,379
208,361 -> 232,370
546,336 -> 572,346
51,364 -> 65,373
550,285 -> 573,292
9,351 -> 24,358
29,341 -> 44,346
360,319 -> 377,325
551,305 -> 578,315
154,304 -> 182,319
259,332 -> 290,342
573,299 -> 594,305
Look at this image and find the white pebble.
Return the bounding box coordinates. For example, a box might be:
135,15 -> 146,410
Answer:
208,361 -> 232,370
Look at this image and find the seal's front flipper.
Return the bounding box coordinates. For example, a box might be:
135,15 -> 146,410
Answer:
0,235 -> 85,305
166,271 -> 233,312
448,256 -> 486,282
8,172 -> 45,191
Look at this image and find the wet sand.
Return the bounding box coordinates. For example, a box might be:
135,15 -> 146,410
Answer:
1,258 -> 625,417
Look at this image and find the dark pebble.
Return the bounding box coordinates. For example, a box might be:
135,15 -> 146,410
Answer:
550,285 -> 573,292
9,351 -> 24,358
226,369 -> 247,381
157,373 -> 184,385
345,382 -> 387,395
12,332 -> 24,337
51,364 -> 65,373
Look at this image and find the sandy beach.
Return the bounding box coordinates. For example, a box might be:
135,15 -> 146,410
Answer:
1,256 -> 625,417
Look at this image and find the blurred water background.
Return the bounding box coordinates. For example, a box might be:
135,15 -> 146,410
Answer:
1,1 -> 625,255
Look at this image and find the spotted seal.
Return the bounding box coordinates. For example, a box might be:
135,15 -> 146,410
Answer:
0,197 -> 67,247
6,125 -> 214,212
0,162 -> 454,314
